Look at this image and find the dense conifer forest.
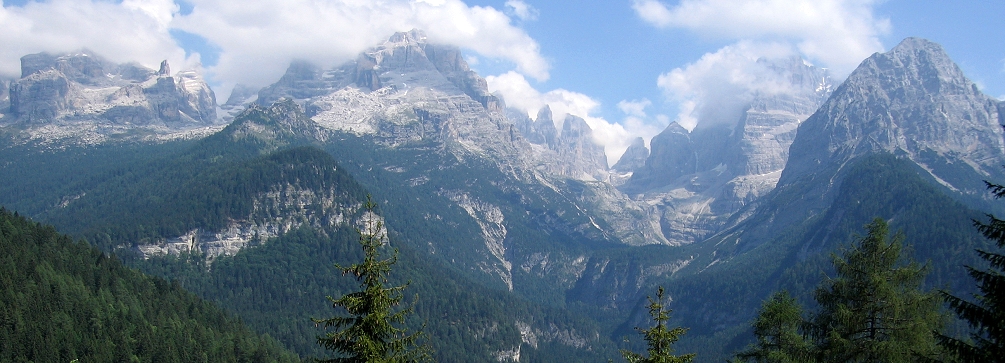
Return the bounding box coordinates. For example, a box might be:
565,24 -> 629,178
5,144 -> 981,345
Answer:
0,208 -> 300,362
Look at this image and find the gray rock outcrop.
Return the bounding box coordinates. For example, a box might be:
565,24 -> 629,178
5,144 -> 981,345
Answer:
510,105 -> 559,147
0,79 -> 9,119
218,83 -> 262,122
772,38 -> 1005,223
509,105 -> 610,181
553,115 -> 609,180
611,137 -> 649,174
6,50 -> 217,129
622,57 -> 833,244
781,38 -> 1005,191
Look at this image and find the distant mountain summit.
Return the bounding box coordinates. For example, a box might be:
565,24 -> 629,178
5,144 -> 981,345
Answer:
256,30 -> 530,166
2,50 -> 218,143
622,57 -> 833,244
8,51 -> 216,125
782,37 -> 1005,199
610,137 -> 649,174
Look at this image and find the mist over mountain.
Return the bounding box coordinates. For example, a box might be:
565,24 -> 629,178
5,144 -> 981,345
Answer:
622,57 -> 833,245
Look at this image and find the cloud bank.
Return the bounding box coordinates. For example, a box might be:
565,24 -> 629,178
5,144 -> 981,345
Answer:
0,0 -> 192,78
0,0 -> 549,99
632,0 -> 889,76
634,0 -> 885,131
175,0 -> 549,95
658,42 -> 810,130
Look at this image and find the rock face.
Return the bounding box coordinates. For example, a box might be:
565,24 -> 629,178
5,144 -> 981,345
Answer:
137,181 -> 360,263
554,115 -> 608,180
5,50 -> 217,129
715,37 -> 1005,255
511,105 -> 609,180
258,30 -> 524,164
781,38 -> 1005,194
218,83 -> 262,122
611,137 -> 649,174
512,105 -> 559,147
0,79 -> 10,119
622,57 -> 832,244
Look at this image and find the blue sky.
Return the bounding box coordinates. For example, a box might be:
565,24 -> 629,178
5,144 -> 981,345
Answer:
476,1 -> 1004,119
1,0 -> 1002,161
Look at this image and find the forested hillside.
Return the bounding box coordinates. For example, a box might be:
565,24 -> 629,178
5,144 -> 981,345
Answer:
0,208 -> 300,362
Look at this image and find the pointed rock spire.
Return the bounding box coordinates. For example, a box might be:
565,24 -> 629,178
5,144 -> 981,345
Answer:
158,60 -> 171,76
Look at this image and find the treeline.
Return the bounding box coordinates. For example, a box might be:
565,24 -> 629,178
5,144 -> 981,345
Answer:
0,207 -> 300,362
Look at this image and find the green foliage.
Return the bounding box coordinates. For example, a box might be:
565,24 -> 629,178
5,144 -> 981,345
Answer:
133,194 -> 593,361
939,180 -> 1005,362
812,218 -> 943,362
0,138 -> 193,219
621,286 -> 696,363
313,197 -> 430,363
734,218 -> 945,363
658,153 -> 988,360
0,207 -> 300,362
734,291 -> 812,363
46,145 -> 363,250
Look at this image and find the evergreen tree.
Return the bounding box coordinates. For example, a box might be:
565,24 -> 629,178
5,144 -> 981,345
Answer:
313,197 -> 429,363
939,181 -> 1005,362
621,286 -> 696,363
812,218 -> 942,362
735,291 -> 812,363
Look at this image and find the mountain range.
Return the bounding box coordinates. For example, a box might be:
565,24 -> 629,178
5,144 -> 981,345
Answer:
1,32 -> 1002,362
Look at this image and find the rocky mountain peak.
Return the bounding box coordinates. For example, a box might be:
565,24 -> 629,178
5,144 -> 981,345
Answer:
19,50 -> 113,85
780,37 -> 1005,189
621,57 -> 833,244
386,28 -> 427,45
611,137 -> 649,174
630,122 -> 695,188
158,60 -> 171,76
260,29 -> 500,112
557,114 -> 608,175
533,106 -> 558,144
6,50 -> 217,131
561,114 -> 591,138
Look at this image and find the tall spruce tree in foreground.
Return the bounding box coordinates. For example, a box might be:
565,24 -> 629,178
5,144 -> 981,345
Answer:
621,286 -> 696,363
939,181 -> 1005,362
734,291 -> 812,363
313,197 -> 429,363
812,218 -> 942,362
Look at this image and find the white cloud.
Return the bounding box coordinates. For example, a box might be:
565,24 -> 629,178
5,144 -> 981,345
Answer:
0,0 -> 548,102
632,0 -> 889,76
0,0 -> 192,78
174,0 -> 549,96
505,0 -> 539,21
657,41 -> 806,131
631,0 -> 673,28
617,99 -> 652,118
488,71 -> 666,165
